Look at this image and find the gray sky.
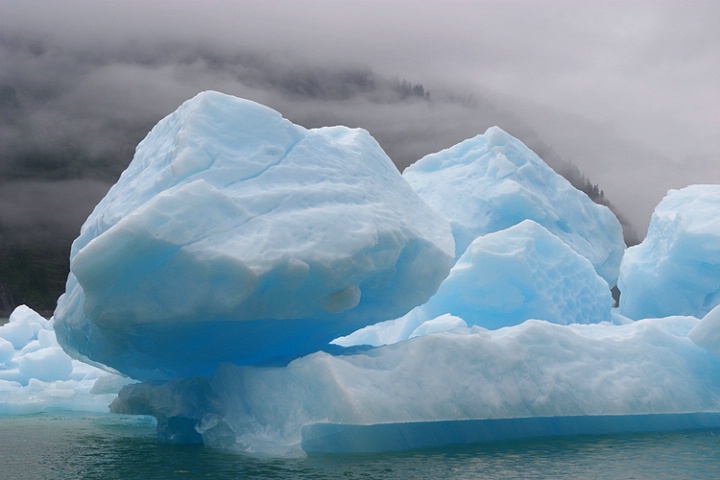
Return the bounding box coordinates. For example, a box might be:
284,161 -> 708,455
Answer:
1,0 -> 718,240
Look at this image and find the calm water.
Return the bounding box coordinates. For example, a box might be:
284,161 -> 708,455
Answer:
0,413 -> 719,479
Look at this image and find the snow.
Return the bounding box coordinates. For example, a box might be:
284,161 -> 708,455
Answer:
618,185 -> 720,319
335,220 -> 613,347
52,90 -> 454,381
403,126 -> 626,286
0,306 -> 129,415
3,92 -> 719,456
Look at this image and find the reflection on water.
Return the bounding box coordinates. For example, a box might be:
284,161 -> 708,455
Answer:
1,413 -> 719,479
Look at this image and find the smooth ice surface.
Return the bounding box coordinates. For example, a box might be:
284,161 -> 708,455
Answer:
53,91 -> 454,381
403,126 -> 625,286
618,185 -> 720,320
335,221 -> 613,347
0,306 -> 129,415
111,315 -> 720,455
301,413 -> 720,454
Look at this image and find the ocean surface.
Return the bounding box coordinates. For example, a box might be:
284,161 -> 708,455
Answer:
1,412 -> 719,480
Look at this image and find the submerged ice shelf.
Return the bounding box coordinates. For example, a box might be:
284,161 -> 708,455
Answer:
301,413 -> 720,454
110,312 -> 720,455
3,92 -> 720,456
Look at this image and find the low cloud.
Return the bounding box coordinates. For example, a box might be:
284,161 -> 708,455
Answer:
0,0 -> 718,241
0,179 -> 110,245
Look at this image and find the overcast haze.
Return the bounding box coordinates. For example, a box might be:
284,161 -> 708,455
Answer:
1,0 -> 719,247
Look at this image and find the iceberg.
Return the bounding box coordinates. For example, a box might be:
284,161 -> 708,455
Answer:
0,306 -> 128,415
5,92 -> 717,456
335,220 -> 613,347
403,126 -> 626,286
618,185 -> 720,320
52,91 -> 455,381
110,313 -> 720,455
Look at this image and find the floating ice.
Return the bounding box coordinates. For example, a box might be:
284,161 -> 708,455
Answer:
335,220 -> 613,346
0,306 -> 129,415
618,185 -> 720,320
22,92 -> 718,455
53,91 -> 454,381
403,126 -> 625,286
111,314 -> 720,455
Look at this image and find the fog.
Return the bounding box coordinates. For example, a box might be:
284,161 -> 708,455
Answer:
1,0 -> 718,247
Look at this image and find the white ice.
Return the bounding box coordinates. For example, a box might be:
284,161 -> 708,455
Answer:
335,220 -> 613,347
0,306 -> 129,415
619,185 -> 720,320
4,93 -> 719,456
111,312 -> 720,455
403,126 -> 625,286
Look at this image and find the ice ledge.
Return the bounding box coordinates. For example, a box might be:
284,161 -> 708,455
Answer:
301,412 -> 720,454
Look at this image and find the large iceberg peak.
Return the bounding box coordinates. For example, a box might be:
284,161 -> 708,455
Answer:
619,184 -> 720,319
403,126 -> 626,286
54,91 -> 455,381
72,90 -> 305,256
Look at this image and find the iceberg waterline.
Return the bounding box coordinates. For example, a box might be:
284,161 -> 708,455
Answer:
2,91 -> 719,456
110,313 -> 720,455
